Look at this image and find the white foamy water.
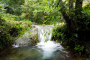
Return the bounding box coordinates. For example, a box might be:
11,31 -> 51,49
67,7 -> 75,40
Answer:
36,25 -> 68,59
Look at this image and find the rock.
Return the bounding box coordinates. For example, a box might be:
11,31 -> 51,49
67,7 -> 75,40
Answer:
28,26 -> 38,45
14,26 -> 38,46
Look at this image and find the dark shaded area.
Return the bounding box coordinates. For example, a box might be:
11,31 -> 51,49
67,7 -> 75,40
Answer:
9,28 -> 19,37
4,7 -> 14,14
52,0 -> 90,58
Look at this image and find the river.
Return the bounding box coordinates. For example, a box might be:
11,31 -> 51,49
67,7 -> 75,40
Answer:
0,25 -> 70,60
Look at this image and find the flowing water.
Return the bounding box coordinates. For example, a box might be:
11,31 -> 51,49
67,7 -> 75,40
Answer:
0,25 -> 69,60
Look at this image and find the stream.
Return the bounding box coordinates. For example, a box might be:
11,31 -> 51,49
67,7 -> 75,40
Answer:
0,25 -> 70,60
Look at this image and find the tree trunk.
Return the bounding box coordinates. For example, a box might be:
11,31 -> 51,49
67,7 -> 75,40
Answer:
69,0 -> 74,18
58,0 -> 72,33
58,0 -> 83,33
25,0 -> 28,19
69,0 -> 77,33
75,0 -> 83,41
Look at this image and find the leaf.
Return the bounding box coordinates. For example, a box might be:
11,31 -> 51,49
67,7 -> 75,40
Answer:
48,32 -> 50,35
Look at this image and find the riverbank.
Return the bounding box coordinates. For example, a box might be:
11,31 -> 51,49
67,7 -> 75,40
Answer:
55,40 -> 90,60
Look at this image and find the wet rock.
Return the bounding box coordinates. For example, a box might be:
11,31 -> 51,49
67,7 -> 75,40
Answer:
14,26 -> 38,46
29,26 -> 38,45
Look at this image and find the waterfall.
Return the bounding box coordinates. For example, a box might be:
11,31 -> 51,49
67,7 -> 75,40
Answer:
36,25 -> 53,42
36,25 -> 66,59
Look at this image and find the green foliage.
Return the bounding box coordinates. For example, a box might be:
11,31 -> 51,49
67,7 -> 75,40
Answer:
74,45 -> 84,54
0,3 -> 6,13
74,45 -> 84,51
0,0 -> 63,24
0,14 -> 10,49
0,13 -> 32,49
83,3 -> 90,16
52,25 -> 67,41
1,0 -> 24,15
20,0 -> 62,24
51,24 -> 86,54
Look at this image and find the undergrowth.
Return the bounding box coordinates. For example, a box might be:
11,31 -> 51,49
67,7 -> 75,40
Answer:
52,3 -> 90,57
52,24 -> 90,57
0,13 -> 32,49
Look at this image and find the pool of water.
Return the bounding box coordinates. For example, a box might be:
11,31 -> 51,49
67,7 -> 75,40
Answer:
0,25 -> 70,60
0,41 -> 69,60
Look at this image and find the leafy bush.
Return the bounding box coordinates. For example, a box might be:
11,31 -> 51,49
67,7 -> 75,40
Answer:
0,13 -> 32,49
52,25 -> 84,54
52,25 -> 68,41
20,0 -> 63,24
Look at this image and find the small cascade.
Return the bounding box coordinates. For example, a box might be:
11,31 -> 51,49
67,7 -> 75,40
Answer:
36,25 -> 68,60
36,25 -> 53,42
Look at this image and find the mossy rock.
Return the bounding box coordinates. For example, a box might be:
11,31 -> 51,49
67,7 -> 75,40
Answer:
30,34 -> 38,45
28,27 -> 39,45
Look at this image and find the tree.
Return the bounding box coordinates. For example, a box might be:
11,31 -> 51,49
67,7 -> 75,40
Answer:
1,0 -> 24,15
57,0 -> 83,35
56,0 -> 90,48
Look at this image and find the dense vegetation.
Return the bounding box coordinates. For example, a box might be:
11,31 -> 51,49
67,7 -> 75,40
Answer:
0,0 -> 90,58
0,13 -> 32,49
0,0 -> 32,49
52,0 -> 90,57
0,0 -> 62,49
